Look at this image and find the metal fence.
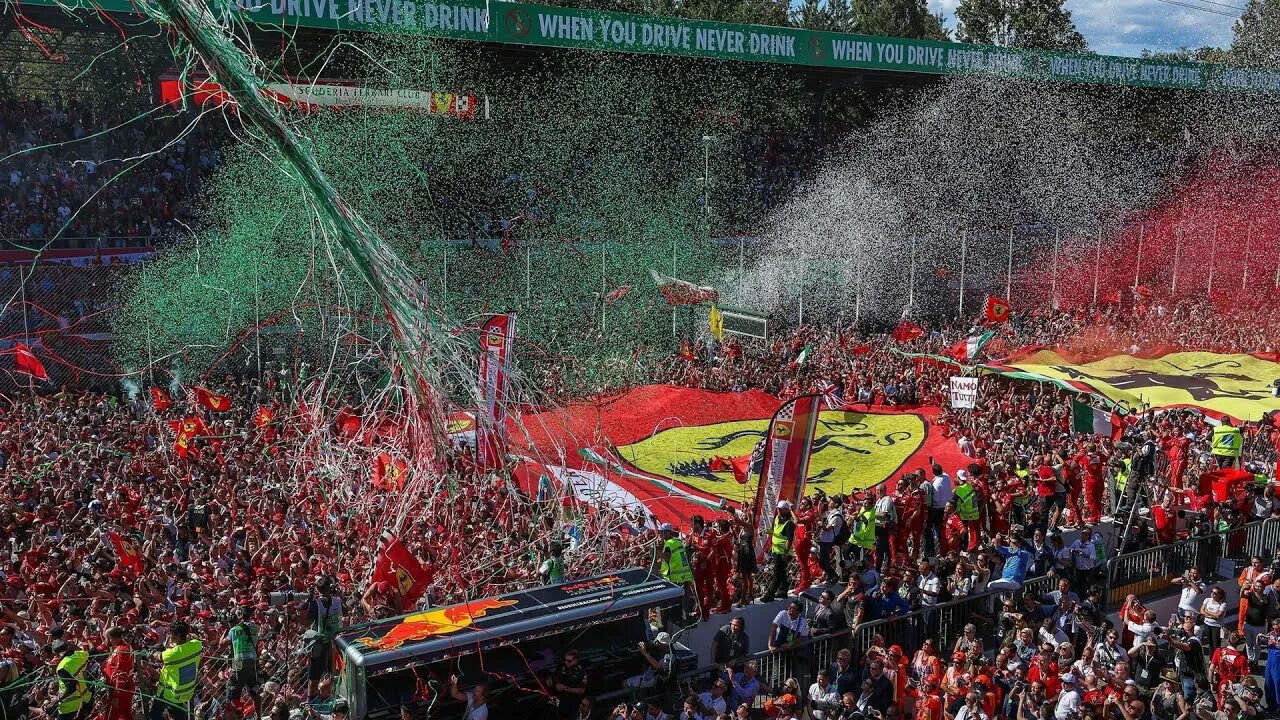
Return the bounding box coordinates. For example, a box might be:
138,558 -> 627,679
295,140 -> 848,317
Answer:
1103,518 -> 1278,607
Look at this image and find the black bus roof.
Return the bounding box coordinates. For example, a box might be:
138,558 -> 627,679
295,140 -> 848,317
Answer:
334,568 -> 682,670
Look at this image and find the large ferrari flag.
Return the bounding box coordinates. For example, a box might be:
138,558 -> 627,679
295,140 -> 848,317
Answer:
477,314 -> 516,467
752,394 -> 821,563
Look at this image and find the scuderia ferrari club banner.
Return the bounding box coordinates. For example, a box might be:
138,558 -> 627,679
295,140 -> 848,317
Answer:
750,394 -> 821,563
477,314 -> 516,466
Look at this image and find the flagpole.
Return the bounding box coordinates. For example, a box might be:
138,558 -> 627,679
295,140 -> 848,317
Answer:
1051,226 -> 1060,310
1134,221 -> 1144,289
958,225 -> 967,319
907,235 -> 917,314
739,236 -> 745,297
1207,217 -> 1217,296
1172,226 -> 1181,294
601,246 -> 607,335
1006,226 -> 1014,300
1243,222 -> 1253,290
671,236 -> 677,338
1092,223 -> 1102,306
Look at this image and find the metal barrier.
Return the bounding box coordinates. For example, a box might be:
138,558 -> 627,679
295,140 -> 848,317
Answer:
1103,518 -> 1277,606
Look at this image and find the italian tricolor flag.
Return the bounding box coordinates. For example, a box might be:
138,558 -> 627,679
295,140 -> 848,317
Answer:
945,330 -> 995,363
1072,399 -> 1123,442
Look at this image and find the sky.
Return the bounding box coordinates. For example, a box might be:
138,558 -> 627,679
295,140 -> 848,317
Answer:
926,0 -> 1240,57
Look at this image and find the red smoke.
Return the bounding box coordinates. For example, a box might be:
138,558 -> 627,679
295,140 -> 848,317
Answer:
1022,158 -> 1280,312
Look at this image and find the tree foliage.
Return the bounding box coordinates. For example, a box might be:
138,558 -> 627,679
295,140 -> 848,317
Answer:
955,0 -> 1087,51
1232,0 -> 1280,68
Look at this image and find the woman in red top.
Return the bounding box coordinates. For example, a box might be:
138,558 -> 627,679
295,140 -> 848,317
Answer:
790,498 -> 817,596
101,627 -> 135,720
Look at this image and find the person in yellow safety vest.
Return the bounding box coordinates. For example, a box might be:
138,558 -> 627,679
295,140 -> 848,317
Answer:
850,502 -> 877,567
953,469 -> 981,553
1212,419 -> 1244,469
150,620 -> 203,720
1012,462 -> 1033,528
758,500 -> 797,603
48,641 -> 90,720
1112,456 -> 1131,512
658,523 -> 695,619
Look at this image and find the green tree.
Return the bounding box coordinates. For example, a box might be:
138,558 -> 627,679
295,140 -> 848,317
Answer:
791,0 -> 856,31
955,0 -> 1086,51
1231,0 -> 1280,67
854,0 -> 949,39
1141,46 -> 1230,63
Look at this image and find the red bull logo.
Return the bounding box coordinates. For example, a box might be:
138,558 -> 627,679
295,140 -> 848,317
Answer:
354,598 -> 519,651
561,576 -> 624,594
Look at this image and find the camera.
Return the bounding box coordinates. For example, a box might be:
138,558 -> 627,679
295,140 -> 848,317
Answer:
1176,509 -> 1205,521
268,591 -> 302,606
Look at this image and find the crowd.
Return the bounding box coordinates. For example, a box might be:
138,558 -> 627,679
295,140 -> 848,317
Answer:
2,297 -> 1280,720
0,96 -> 224,243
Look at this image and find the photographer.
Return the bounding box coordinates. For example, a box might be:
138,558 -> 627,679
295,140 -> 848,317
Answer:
1165,615 -> 1206,701
809,670 -> 842,720
304,576 -> 343,701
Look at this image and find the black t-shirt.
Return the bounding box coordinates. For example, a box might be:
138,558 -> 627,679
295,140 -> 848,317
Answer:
1174,633 -> 1204,677
1244,592 -> 1269,626
712,627 -> 749,663
553,664 -> 586,717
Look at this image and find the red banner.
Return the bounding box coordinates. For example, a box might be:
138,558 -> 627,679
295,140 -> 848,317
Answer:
752,394 -> 821,563
477,314 -> 515,468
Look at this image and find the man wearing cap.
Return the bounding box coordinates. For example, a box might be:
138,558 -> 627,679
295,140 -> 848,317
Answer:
222,606 -> 264,717
624,633 -> 673,690
953,470 -> 981,553
758,501 -> 796,604
1054,674 -> 1082,720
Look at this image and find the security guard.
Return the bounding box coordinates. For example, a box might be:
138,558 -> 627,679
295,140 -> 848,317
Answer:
658,523 -> 695,619
1212,419 -> 1243,468
50,641 -> 90,720
758,501 -> 797,603
850,501 -> 877,567
953,470 -> 981,552
151,621 -> 202,720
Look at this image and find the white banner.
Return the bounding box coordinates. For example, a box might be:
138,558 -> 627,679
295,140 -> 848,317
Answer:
546,465 -> 657,529
950,376 -> 979,409
263,83 -> 479,118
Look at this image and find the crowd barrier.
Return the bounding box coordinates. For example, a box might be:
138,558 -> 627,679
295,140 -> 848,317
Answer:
639,520 -> 1280,711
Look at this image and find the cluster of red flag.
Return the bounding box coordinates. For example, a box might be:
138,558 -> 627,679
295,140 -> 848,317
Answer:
372,453 -> 409,490
370,532 -> 432,607
107,532 -> 145,574
890,321 -> 924,343
170,416 -> 209,458
11,343 -> 48,381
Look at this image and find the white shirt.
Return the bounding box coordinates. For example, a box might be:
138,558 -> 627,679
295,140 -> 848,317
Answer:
1069,538 -> 1096,570
771,611 -> 809,644
808,682 -> 842,720
1178,582 -> 1203,615
956,706 -> 989,720
1201,598 -> 1225,627
918,573 -> 941,607
1054,688 -> 1082,720
1127,621 -> 1159,651
931,473 -> 953,508
875,495 -> 897,523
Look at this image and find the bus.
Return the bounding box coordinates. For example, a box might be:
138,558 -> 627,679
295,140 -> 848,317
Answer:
332,568 -> 697,719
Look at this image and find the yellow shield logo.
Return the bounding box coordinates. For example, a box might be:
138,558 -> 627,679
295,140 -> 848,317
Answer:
617,410 -> 925,502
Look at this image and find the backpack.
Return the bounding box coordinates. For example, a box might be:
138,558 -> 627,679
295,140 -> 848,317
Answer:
831,514 -> 851,547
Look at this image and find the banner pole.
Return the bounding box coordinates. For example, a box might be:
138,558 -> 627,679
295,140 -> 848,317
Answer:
1207,218 -> 1217,296
1134,221 -> 1143,289
958,225 -> 967,319
1172,226 -> 1181,294
1243,222 -> 1252,290
1006,226 -> 1014,300
601,246 -> 607,335
1092,224 -> 1102,306
671,236 -> 677,338
907,235 -> 917,314
1051,226 -> 1060,310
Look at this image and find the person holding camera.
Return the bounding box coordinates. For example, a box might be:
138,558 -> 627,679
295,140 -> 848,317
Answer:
955,691 -> 988,720
304,576 -> 343,701
221,606 -> 263,716
1166,615 -> 1206,701
809,670 -> 842,720
151,621 -> 203,720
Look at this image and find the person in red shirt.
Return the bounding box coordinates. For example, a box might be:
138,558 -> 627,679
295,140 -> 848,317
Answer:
711,519 -> 735,614
791,498 -> 817,596
1082,445 -> 1107,524
688,516 -> 715,622
101,626 -> 135,720
892,483 -> 914,566
914,674 -> 943,720
1164,432 -> 1190,490
1209,633 -> 1250,705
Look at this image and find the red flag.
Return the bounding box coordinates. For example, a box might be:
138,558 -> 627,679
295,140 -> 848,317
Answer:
170,416 -> 208,458
890,321 -> 924,343
372,453 -> 409,490
193,387 -> 231,412
151,387 -> 171,411
334,407 -> 362,438
371,532 -> 431,607
12,343 -> 48,380
107,532 -> 144,574
729,452 -> 754,484
849,343 -> 872,357
984,296 -> 1011,323
679,339 -> 695,362
255,406 -> 275,427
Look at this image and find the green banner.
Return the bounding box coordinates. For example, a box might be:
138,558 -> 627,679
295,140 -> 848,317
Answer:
28,0 -> 1280,93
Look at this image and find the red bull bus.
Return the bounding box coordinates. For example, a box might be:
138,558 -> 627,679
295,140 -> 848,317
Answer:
333,568 -> 694,719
